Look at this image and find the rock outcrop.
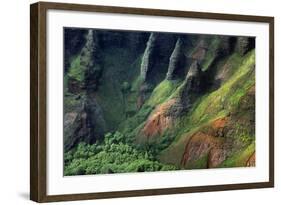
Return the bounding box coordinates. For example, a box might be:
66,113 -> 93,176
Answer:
138,33 -> 177,108
137,83 -> 154,109
183,60 -> 203,93
168,60 -> 203,117
215,36 -> 237,57
166,37 -> 186,80
246,152 -> 255,167
141,99 -> 176,140
81,29 -> 102,91
191,38 -> 208,61
140,61 -> 204,140
64,29 -> 106,151
140,33 -> 177,82
64,95 -> 106,151
180,118 -> 229,168
236,37 -> 255,56
67,29 -> 102,93
140,33 -> 158,82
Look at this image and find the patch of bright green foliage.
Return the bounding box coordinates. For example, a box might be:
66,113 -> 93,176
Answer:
63,92 -> 84,113
186,153 -> 209,169
64,131 -> 177,175
201,36 -> 220,71
219,143 -> 255,168
159,50 -> 255,166
147,80 -> 181,107
188,50 -> 255,125
68,55 -> 84,82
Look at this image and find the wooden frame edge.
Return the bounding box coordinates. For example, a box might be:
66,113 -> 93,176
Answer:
269,17 -> 274,188
30,2 -> 48,202
30,1 -> 274,202
39,181 -> 273,203
36,1 -> 274,22
30,2 -> 39,202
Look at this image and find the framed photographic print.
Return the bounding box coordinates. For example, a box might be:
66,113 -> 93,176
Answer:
30,1 -> 274,202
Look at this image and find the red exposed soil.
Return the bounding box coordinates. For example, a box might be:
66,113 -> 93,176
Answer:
180,132 -> 222,167
141,99 -> 176,139
208,148 -> 227,168
180,117 -> 229,168
246,152 -> 255,167
212,117 -> 227,129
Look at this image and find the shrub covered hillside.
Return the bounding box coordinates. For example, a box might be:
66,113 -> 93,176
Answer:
63,28 -> 255,175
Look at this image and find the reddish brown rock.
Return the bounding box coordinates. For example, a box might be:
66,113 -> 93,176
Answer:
246,152 -> 256,167
180,132 -> 222,167
180,117 -> 229,168
141,99 -> 176,139
208,148 -> 227,168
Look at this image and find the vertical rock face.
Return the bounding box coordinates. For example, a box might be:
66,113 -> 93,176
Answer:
64,95 -> 106,151
64,29 -> 106,151
67,29 -> 102,93
166,38 -> 186,80
84,94 -> 106,139
140,33 -> 158,81
81,29 -> 102,91
166,60 -> 203,118
180,61 -> 203,102
139,61 -> 204,140
138,33 -> 177,108
140,33 -> 177,82
215,36 -> 237,57
191,38 -> 208,61
236,37 -> 255,56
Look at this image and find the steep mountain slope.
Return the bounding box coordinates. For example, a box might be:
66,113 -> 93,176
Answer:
63,28 -> 255,175
159,51 -> 255,168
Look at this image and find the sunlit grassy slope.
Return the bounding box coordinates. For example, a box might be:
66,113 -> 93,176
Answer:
158,50 -> 255,167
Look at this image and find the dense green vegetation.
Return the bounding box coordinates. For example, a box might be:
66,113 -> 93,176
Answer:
190,50 -> 254,125
147,80 -> 181,107
219,143 -> 255,168
68,55 -> 84,82
64,132 -> 176,175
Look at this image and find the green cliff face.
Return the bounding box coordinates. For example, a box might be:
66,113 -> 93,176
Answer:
63,28 -> 255,175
